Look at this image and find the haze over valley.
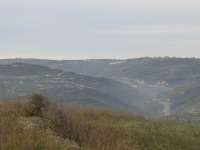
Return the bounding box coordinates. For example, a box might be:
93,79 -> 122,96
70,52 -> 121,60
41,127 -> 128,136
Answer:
1,0 -> 200,149
1,57 -> 200,122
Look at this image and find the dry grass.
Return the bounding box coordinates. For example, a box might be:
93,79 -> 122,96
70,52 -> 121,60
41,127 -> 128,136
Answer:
0,95 -> 200,150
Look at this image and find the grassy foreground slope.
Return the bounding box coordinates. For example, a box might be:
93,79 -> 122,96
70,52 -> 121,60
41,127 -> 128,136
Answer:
0,95 -> 200,150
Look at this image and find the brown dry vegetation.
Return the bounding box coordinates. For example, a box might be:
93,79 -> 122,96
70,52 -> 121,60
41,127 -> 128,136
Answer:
0,94 -> 200,150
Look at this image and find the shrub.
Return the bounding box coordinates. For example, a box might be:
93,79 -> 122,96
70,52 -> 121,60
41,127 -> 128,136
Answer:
1,97 -> 200,150
23,94 -> 48,117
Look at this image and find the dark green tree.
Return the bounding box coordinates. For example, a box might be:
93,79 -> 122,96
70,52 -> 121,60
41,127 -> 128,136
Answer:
24,94 -> 47,117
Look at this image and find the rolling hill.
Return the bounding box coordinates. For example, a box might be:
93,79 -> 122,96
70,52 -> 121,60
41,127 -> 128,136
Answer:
0,62 -> 145,114
1,58 -> 200,120
3,57 -> 200,86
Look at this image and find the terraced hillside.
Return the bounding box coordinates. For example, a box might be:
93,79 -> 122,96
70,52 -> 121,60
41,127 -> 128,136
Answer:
0,62 -> 145,114
1,58 -> 200,120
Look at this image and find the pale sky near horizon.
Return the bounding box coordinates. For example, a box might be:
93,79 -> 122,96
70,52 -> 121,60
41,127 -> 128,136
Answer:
1,0 -> 200,59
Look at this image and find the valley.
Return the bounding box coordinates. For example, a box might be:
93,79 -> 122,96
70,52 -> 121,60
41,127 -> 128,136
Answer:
0,57 -> 200,121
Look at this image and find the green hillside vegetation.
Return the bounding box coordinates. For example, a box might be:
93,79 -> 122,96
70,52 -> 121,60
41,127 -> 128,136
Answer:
165,85 -> 200,122
2,58 -> 200,119
7,57 -> 200,85
0,62 -> 144,115
1,94 -> 200,150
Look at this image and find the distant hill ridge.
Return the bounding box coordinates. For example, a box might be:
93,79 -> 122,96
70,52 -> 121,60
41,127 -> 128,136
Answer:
1,57 -> 200,85
0,62 -> 143,115
0,62 -> 62,76
0,58 -> 200,120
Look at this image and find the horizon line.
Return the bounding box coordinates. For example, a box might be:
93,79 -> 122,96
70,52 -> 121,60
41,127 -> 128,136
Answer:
0,56 -> 199,61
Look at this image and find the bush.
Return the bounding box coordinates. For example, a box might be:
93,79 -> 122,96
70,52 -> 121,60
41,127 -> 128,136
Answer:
1,97 -> 200,150
23,94 -> 48,117
0,100 -> 80,150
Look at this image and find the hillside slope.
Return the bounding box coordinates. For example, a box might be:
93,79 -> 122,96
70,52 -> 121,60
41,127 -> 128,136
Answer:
4,57 -> 200,85
1,96 -> 200,150
0,63 -> 145,114
1,58 -> 200,119
163,85 -> 200,122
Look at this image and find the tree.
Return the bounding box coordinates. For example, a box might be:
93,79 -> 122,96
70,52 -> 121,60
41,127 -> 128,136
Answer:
24,94 -> 47,117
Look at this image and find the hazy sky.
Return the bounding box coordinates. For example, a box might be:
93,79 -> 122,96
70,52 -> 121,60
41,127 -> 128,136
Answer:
1,0 -> 200,59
